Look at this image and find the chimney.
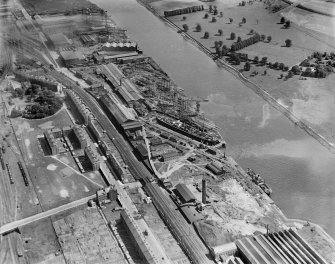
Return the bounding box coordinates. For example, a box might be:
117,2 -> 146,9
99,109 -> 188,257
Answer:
202,179 -> 207,204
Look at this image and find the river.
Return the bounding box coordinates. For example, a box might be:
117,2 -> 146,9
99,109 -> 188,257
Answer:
91,0 -> 335,237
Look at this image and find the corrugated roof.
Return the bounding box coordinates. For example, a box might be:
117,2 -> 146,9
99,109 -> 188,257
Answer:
175,183 -> 196,203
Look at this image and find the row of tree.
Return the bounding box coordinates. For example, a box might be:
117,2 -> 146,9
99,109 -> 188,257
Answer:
230,33 -> 261,51
164,5 -> 204,17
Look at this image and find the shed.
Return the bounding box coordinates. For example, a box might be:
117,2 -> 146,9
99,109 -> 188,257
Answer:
180,205 -> 204,224
175,183 -> 196,203
136,143 -> 148,159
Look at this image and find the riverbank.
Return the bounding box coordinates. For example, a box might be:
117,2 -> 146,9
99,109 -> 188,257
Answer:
137,0 -> 335,158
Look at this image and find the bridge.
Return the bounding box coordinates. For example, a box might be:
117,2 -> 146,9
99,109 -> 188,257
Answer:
0,194 -> 96,235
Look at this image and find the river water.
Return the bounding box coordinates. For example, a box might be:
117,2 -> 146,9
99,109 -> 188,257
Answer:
92,0 -> 335,237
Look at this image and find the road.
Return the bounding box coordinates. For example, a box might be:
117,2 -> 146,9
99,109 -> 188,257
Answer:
0,194 -> 96,235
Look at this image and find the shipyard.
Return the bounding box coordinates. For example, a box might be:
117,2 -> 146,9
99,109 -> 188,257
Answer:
1,0 -> 335,263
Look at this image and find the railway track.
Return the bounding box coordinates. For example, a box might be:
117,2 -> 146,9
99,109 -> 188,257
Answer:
49,70 -> 213,264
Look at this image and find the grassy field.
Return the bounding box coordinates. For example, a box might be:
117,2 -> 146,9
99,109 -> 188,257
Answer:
12,108 -> 106,211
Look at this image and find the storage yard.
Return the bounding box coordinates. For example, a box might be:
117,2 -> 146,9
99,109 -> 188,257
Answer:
1,0 -> 335,263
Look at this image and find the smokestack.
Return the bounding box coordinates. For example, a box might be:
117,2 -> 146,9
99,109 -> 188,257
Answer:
202,179 -> 206,204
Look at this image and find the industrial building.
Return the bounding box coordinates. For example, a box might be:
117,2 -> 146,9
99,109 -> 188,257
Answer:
100,93 -> 142,132
84,147 -> 100,171
210,242 -> 238,260
98,63 -> 144,106
73,126 -> 88,149
80,34 -> 97,46
235,229 -> 328,264
67,90 -> 93,125
59,50 -> 86,67
175,183 -> 196,203
120,210 -> 159,264
14,70 -> 62,92
44,130 -> 59,155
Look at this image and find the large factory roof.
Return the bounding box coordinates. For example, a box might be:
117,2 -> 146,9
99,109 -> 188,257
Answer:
100,93 -> 142,131
102,41 -> 137,48
236,229 -> 328,264
175,183 -> 196,203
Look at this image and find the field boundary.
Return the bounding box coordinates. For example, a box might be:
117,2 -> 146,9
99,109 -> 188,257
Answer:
136,0 -> 335,155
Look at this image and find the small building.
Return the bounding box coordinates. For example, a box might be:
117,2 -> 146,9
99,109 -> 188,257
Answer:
150,137 -> 163,146
51,128 -> 62,138
180,205 -> 204,224
160,151 -> 182,162
210,242 -> 237,259
59,50 -> 86,67
84,147 -> 100,171
136,143 -> 148,160
206,162 -> 223,175
175,183 -> 196,203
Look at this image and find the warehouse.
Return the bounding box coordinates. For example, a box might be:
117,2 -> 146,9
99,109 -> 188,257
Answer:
236,229 -> 328,264
101,41 -> 137,52
175,183 -> 196,203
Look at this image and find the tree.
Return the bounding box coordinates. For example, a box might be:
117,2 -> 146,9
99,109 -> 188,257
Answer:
196,23 -> 202,32
213,9 -> 218,15
280,17 -> 285,24
182,16 -> 186,21
242,17 -> 246,23
253,56 -> 259,63
218,29 -> 223,36
261,57 -> 267,65
273,62 -> 279,69
249,29 -> 254,35
291,65 -> 301,75
219,11 -> 223,17
230,32 -> 236,40
285,39 -> 292,47
278,63 -> 285,70
260,34 -> 266,41
209,5 -> 213,13
304,67 -> 312,77
264,70 -> 267,75
284,20 -> 291,28
204,13 -> 209,19
212,17 -> 217,23
204,31 -> 209,39
222,45 -> 228,56
244,61 -> 251,71
237,36 -> 242,42
267,36 -> 272,42
229,17 -> 233,23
